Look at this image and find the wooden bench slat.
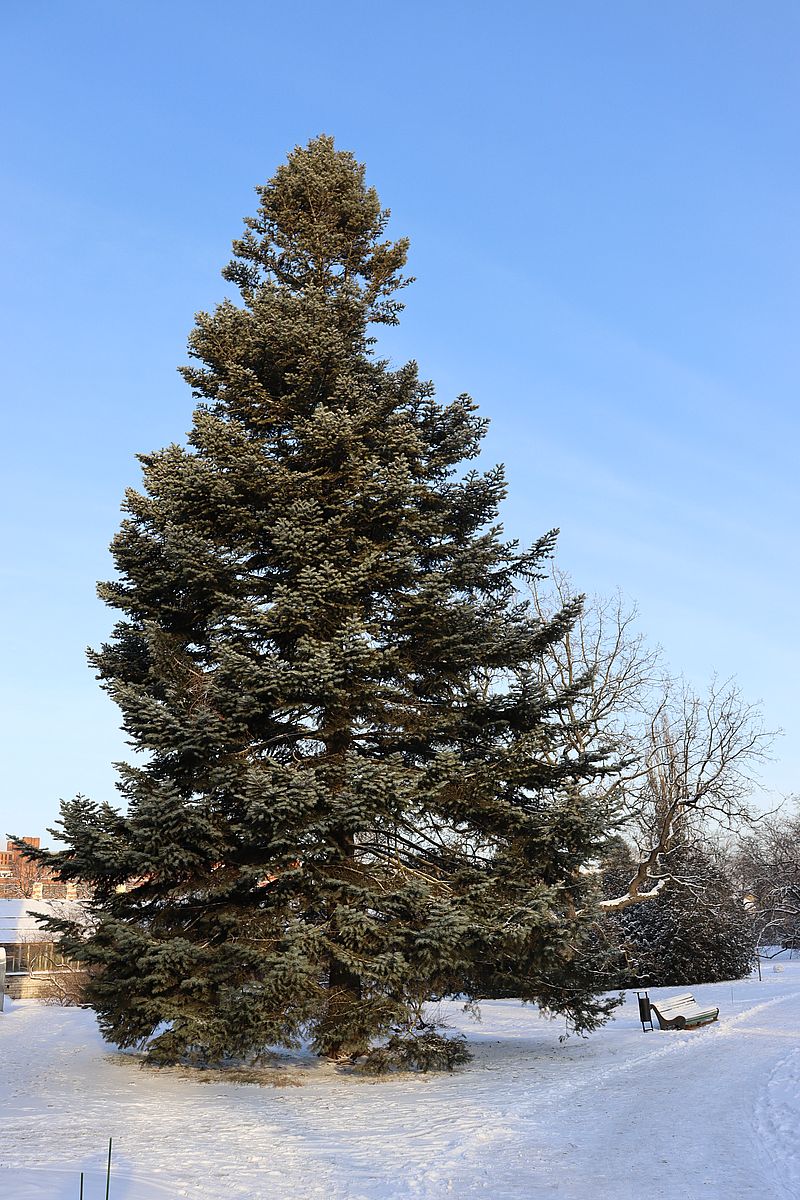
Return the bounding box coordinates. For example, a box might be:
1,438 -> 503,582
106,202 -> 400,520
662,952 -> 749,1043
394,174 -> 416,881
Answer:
648,990 -> 719,1031
658,1004 -> 713,1017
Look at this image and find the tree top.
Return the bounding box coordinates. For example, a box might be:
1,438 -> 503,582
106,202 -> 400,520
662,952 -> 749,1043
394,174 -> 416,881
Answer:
223,134 -> 411,325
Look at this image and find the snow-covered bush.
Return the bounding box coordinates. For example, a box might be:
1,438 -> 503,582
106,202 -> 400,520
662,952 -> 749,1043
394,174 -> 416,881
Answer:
600,844 -> 757,987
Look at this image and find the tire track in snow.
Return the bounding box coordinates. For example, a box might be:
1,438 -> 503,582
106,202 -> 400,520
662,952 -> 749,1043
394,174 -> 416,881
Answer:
753,1047 -> 800,1200
286,989 -> 800,1198
497,988 -> 800,1110
271,989 -> 800,1198
441,988 -> 800,1200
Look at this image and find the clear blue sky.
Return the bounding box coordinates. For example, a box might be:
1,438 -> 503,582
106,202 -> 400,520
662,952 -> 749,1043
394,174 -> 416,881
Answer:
2,1 -> 798,844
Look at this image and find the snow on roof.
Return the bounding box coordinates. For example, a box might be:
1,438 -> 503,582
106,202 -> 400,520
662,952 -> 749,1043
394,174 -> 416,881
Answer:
0,899 -> 86,942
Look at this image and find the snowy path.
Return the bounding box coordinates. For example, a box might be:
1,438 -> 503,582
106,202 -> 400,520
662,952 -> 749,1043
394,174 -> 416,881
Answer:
2,964 -> 799,1199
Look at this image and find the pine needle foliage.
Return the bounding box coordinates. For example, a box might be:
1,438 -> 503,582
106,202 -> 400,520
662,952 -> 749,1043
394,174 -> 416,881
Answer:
22,137 -> 620,1065
603,845 -> 757,988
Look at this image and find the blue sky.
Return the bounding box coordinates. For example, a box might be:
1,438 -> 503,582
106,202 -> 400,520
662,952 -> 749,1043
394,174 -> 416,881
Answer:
2,1 -> 798,844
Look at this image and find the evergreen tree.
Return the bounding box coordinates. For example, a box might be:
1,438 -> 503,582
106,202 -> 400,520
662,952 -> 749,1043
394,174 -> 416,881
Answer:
602,844 -> 757,988
24,137 -> 619,1066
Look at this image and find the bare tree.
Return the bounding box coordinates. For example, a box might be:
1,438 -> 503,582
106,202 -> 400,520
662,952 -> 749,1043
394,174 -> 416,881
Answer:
734,806 -> 800,950
5,854 -> 53,900
528,566 -> 665,777
528,567 -> 776,913
602,677 -> 774,911
35,959 -> 92,1006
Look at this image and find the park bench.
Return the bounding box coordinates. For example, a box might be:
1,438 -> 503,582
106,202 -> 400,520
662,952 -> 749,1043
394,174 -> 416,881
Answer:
644,991 -> 719,1031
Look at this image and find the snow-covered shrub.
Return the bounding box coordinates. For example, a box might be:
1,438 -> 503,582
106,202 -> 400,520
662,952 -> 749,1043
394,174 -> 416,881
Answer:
601,844 -> 757,987
359,1023 -> 471,1074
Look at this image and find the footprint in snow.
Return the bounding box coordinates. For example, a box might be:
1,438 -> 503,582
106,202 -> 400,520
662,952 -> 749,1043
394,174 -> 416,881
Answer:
753,1045 -> 800,1199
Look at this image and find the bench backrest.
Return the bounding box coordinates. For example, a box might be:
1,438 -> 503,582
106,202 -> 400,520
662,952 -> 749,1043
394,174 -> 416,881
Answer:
653,992 -> 696,1014
652,992 -> 716,1019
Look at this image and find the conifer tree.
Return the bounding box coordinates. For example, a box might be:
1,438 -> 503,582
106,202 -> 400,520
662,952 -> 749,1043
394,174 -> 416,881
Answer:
25,137 -> 619,1066
601,844 -> 757,988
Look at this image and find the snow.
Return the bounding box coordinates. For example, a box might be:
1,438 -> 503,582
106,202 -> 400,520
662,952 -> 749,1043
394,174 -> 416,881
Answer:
2,961 -> 800,1199
0,898 -> 86,941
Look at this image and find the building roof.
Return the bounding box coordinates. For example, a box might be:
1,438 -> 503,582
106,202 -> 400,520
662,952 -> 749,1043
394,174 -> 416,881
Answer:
0,899 -> 86,942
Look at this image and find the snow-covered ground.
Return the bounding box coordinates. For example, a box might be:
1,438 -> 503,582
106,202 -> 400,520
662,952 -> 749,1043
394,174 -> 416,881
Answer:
2,959 -> 800,1199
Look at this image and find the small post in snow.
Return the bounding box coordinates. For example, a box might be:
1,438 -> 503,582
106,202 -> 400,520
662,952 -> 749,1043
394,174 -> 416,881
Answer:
105,1137 -> 113,1200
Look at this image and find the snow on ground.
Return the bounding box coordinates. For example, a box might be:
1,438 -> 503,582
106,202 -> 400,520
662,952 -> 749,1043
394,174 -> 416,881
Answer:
2,959 -> 800,1199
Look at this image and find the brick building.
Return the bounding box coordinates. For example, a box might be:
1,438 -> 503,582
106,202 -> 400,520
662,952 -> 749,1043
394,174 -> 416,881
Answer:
0,835 -> 40,874
0,838 -> 80,900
